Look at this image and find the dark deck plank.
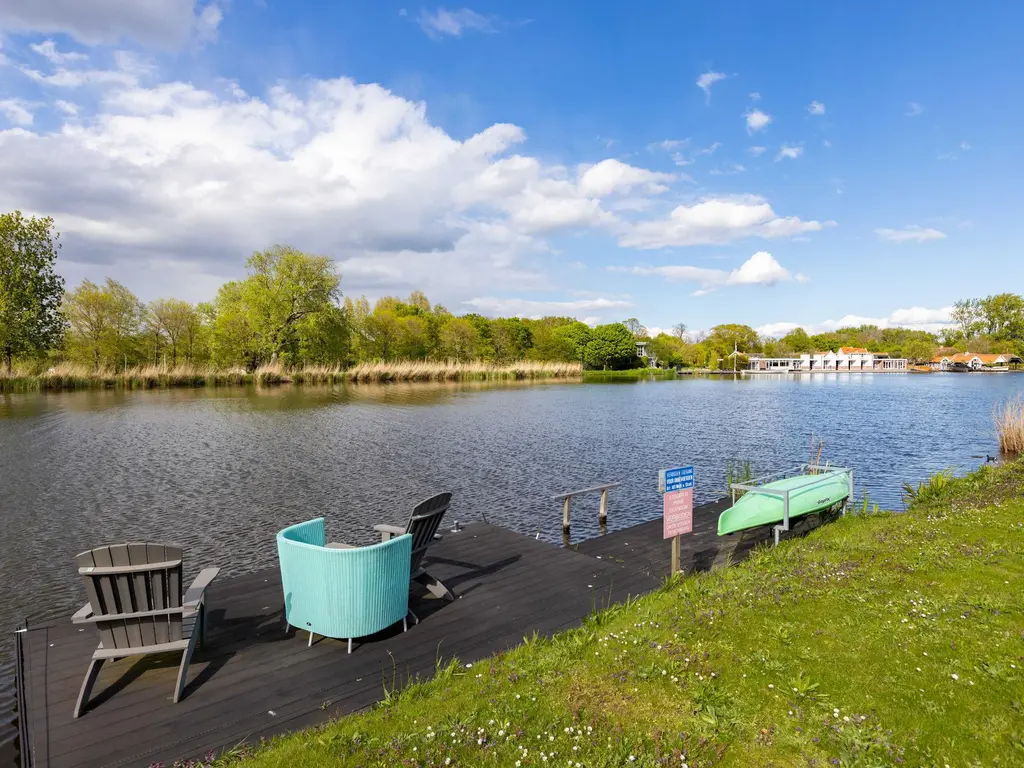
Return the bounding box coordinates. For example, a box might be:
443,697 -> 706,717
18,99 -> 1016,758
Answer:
575,497 -> 828,579
20,524 -> 659,768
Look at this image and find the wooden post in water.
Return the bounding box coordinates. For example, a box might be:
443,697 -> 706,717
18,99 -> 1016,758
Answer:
562,497 -> 571,538
598,489 -> 608,527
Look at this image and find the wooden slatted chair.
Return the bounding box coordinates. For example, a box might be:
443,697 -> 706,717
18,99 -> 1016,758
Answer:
373,492 -> 455,602
71,543 -> 220,718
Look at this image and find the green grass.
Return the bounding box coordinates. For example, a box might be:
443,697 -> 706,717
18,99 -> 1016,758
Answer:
218,461 -> 1024,768
583,368 -> 678,381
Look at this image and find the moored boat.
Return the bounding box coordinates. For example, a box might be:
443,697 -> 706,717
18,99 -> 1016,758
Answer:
718,468 -> 852,536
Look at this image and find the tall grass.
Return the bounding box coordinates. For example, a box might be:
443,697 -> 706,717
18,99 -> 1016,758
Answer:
994,394 -> 1024,455
0,360 -> 582,392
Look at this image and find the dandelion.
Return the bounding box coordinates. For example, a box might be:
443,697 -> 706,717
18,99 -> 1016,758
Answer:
768,684 -> 774,689
951,673 -> 959,681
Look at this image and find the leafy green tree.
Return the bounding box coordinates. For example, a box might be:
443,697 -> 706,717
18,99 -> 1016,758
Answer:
552,321 -> 592,364
440,317 -> 480,361
621,317 -> 648,338
978,293 -> 1024,340
586,323 -> 639,369
211,246 -> 340,368
491,318 -> 533,362
902,338 -> 936,363
64,278 -> 145,369
149,298 -> 200,366
950,299 -> 982,342
649,333 -> 685,367
780,327 -> 813,353
0,211 -> 66,372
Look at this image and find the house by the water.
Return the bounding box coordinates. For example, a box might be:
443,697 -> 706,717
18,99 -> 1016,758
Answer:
745,347 -> 908,374
928,352 -> 1023,371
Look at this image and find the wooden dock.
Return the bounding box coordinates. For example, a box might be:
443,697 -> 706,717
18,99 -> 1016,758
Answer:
12,500 -> 823,768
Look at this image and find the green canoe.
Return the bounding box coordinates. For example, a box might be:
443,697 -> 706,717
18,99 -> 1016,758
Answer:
717,470 -> 851,535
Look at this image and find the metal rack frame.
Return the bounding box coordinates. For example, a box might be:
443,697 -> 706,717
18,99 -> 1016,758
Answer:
730,464 -> 854,545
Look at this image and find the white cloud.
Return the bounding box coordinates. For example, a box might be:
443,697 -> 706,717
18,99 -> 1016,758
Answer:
615,251 -> 800,294
619,197 -> 828,250
745,108 -> 772,133
748,92 -> 761,102
0,98 -> 35,126
709,163 -> 745,176
577,158 -> 674,197
807,101 -> 826,116
54,100 -> 80,116
905,102 -> 923,117
29,40 -> 88,64
464,295 -> 633,318
775,144 -> 803,161
959,141 -> 971,150
669,141 -> 720,166
418,7 -> 495,38
696,71 -> 727,102
757,305 -> 954,337
651,138 -> 686,151
0,71 -> 695,304
875,225 -> 947,243
747,145 -> 766,156
0,0 -> 223,48
822,139 -> 832,148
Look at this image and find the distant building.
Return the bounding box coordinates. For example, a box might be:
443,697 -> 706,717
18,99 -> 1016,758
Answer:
635,340 -> 658,368
928,352 -> 1023,371
746,348 -> 907,374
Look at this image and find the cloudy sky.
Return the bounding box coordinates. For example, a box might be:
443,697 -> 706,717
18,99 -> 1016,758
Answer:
1,1 -> 1021,336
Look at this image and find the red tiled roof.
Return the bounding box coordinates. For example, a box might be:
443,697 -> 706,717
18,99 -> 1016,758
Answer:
839,347 -> 870,354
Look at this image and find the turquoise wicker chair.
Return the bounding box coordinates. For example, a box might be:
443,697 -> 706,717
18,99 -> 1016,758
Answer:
277,518 -> 413,652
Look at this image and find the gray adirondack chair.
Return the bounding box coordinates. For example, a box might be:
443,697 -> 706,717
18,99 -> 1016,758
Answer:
71,543 -> 219,718
374,492 -> 454,602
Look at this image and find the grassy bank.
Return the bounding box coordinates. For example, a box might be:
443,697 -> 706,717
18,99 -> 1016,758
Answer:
583,368 -> 678,381
0,360 -> 582,392
218,460 -> 1024,768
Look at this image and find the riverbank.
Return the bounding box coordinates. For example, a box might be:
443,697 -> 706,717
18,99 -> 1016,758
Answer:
0,360 -> 583,391
224,459 -> 1023,768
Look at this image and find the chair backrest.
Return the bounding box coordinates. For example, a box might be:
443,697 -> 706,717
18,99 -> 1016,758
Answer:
75,543 -> 185,649
276,521 -> 412,639
405,492 -> 451,573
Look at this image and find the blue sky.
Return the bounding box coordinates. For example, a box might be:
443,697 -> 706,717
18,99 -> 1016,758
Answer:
1,1 -> 1022,336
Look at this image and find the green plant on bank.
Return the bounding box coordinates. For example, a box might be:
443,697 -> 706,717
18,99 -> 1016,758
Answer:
220,458 -> 1024,768
582,368 -> 677,381
901,468 -> 955,505
725,459 -> 753,498
994,394 -> 1024,455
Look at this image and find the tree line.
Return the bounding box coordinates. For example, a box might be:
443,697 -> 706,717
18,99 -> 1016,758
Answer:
3,211 -> 1022,374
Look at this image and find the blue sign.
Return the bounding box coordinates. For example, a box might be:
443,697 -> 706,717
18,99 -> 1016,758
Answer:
659,465 -> 694,493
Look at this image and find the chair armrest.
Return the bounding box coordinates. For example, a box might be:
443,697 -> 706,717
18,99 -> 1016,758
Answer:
373,523 -> 407,541
183,567 -> 220,609
72,603 -> 94,623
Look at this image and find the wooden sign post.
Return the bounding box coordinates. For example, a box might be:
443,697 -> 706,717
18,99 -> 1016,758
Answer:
659,465 -> 694,574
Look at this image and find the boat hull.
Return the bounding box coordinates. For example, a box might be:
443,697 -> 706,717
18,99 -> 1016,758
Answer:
718,470 -> 851,536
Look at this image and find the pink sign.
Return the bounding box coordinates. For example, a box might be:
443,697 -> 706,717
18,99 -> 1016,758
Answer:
663,487 -> 693,538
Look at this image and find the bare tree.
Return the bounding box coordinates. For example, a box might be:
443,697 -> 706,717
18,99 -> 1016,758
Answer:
671,323 -> 688,342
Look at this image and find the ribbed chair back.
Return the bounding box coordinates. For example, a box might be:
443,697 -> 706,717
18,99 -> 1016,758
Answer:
76,543 -> 185,650
407,492 -> 451,574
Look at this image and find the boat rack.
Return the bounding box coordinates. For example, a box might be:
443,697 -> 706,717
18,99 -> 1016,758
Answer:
730,463 -> 855,545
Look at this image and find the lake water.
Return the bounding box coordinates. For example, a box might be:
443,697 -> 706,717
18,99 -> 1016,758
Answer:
1,372 -> 1022,753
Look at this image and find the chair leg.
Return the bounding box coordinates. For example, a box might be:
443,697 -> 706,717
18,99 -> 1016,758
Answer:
414,570 -> 455,602
347,638 -> 353,654
403,616 -> 408,632
174,631 -> 199,703
308,630 -> 315,647
409,608 -> 420,624
74,657 -> 104,719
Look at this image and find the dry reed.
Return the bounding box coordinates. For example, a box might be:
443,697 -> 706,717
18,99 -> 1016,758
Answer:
0,359 -> 582,391
994,394 -> 1024,455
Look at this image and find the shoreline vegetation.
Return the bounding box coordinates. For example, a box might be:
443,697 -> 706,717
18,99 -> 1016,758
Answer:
0,360 -> 584,392
216,457 -> 1024,768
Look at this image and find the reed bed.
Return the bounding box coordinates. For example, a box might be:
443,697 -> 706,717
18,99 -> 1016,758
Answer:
0,359 -> 582,392
994,394 -> 1024,455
